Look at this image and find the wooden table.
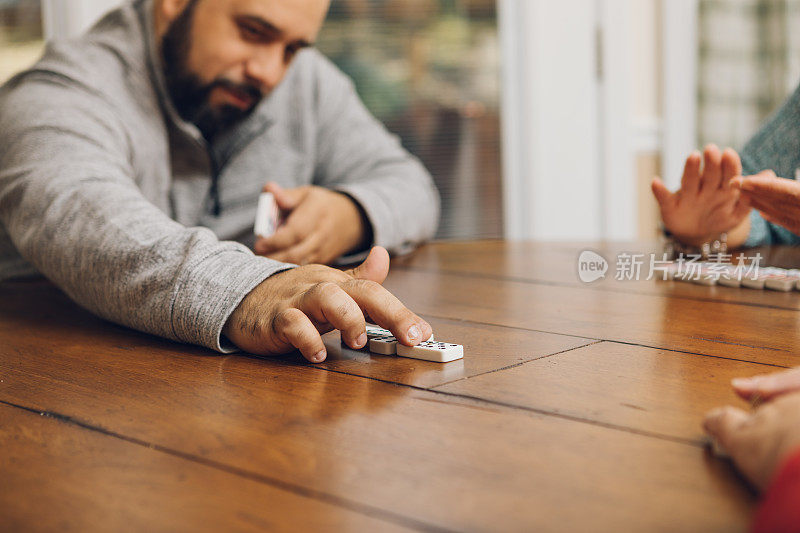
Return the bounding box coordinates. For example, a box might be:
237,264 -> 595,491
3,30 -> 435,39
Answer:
4,240 -> 795,532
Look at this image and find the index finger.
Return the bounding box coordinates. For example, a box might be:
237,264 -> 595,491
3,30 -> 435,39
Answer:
733,367 -> 800,403
700,144 -> 723,192
256,222 -> 303,255
720,148 -> 742,189
737,171 -> 799,200
340,278 -> 432,346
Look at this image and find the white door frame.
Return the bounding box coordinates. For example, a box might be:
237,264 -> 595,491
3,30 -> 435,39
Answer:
498,0 -> 529,240
499,0 -> 602,241
598,0 -> 635,240
661,0 -> 699,189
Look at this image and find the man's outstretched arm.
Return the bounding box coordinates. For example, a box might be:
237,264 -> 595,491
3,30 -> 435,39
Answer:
0,78 -> 429,357
0,79 -> 292,352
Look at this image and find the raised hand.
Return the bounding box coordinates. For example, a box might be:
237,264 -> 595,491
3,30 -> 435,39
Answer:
651,145 -> 751,247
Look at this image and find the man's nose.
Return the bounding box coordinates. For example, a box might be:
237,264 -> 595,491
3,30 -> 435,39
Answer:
245,45 -> 287,92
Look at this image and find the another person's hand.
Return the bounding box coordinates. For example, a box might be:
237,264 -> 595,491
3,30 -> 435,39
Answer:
223,246 -> 432,363
732,366 -> 800,404
254,182 -> 369,265
651,145 -> 751,247
703,393 -> 800,491
733,172 -> 800,235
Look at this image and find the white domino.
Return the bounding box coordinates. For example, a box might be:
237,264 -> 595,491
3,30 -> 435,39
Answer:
254,192 -> 279,237
396,340 -> 463,363
364,328 -> 434,355
717,270 -> 742,287
764,269 -> 800,291
741,267 -> 783,290
691,266 -> 717,286
366,325 -> 392,339
741,275 -> 766,289
346,325 -> 433,353
343,324 -> 391,350
369,335 -> 398,355
765,275 -> 796,292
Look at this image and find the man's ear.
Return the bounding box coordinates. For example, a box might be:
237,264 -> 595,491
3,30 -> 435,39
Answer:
159,0 -> 192,23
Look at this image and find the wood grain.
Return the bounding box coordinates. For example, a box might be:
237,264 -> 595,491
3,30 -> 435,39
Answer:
0,239 -> 770,531
393,241 -> 800,311
317,316 -> 596,388
382,266 -> 800,367
435,340 -> 774,441
0,352 -> 754,532
0,403 -> 411,533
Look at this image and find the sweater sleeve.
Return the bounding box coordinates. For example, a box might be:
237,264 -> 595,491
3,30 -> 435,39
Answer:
307,51 -> 441,257
740,83 -> 800,247
752,447 -> 800,533
0,77 -> 293,353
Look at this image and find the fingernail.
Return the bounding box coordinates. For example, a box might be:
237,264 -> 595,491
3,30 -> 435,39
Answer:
407,325 -> 420,341
732,378 -> 753,389
312,350 -> 326,363
356,333 -> 367,348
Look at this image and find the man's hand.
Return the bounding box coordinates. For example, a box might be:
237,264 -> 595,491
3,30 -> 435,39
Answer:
223,246 -> 432,363
703,393 -> 800,491
254,182 -> 369,265
651,144 -> 751,247
731,366 -> 800,404
733,172 -> 800,235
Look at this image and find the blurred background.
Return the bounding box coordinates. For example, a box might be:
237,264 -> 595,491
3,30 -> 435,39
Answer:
2,0 -> 799,242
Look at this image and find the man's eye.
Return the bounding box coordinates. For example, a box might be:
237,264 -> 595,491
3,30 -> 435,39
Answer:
239,24 -> 262,41
285,45 -> 299,60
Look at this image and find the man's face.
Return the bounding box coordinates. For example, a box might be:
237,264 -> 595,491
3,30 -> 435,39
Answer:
161,0 -> 329,138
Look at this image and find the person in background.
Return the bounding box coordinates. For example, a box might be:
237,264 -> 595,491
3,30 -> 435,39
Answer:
704,367 -> 800,533
652,83 -> 800,250
0,0 -> 440,361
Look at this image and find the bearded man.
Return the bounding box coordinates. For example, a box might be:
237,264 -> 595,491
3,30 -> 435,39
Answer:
0,0 -> 439,361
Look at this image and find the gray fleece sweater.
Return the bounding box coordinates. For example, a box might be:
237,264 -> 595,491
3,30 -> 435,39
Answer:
0,0 -> 440,352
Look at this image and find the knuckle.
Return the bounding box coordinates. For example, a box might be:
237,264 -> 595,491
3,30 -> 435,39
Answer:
348,278 -> 383,297
272,308 -> 295,332
310,281 -> 340,300
336,302 -> 356,322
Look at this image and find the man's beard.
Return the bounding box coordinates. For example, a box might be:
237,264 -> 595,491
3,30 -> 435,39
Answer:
160,1 -> 263,140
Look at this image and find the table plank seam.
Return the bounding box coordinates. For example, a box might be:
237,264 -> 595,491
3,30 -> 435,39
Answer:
418,313 -> 602,342
417,312 -> 793,368
0,398 -> 456,533
293,362 -> 708,448
604,339 -> 791,369
427,340 -> 604,389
